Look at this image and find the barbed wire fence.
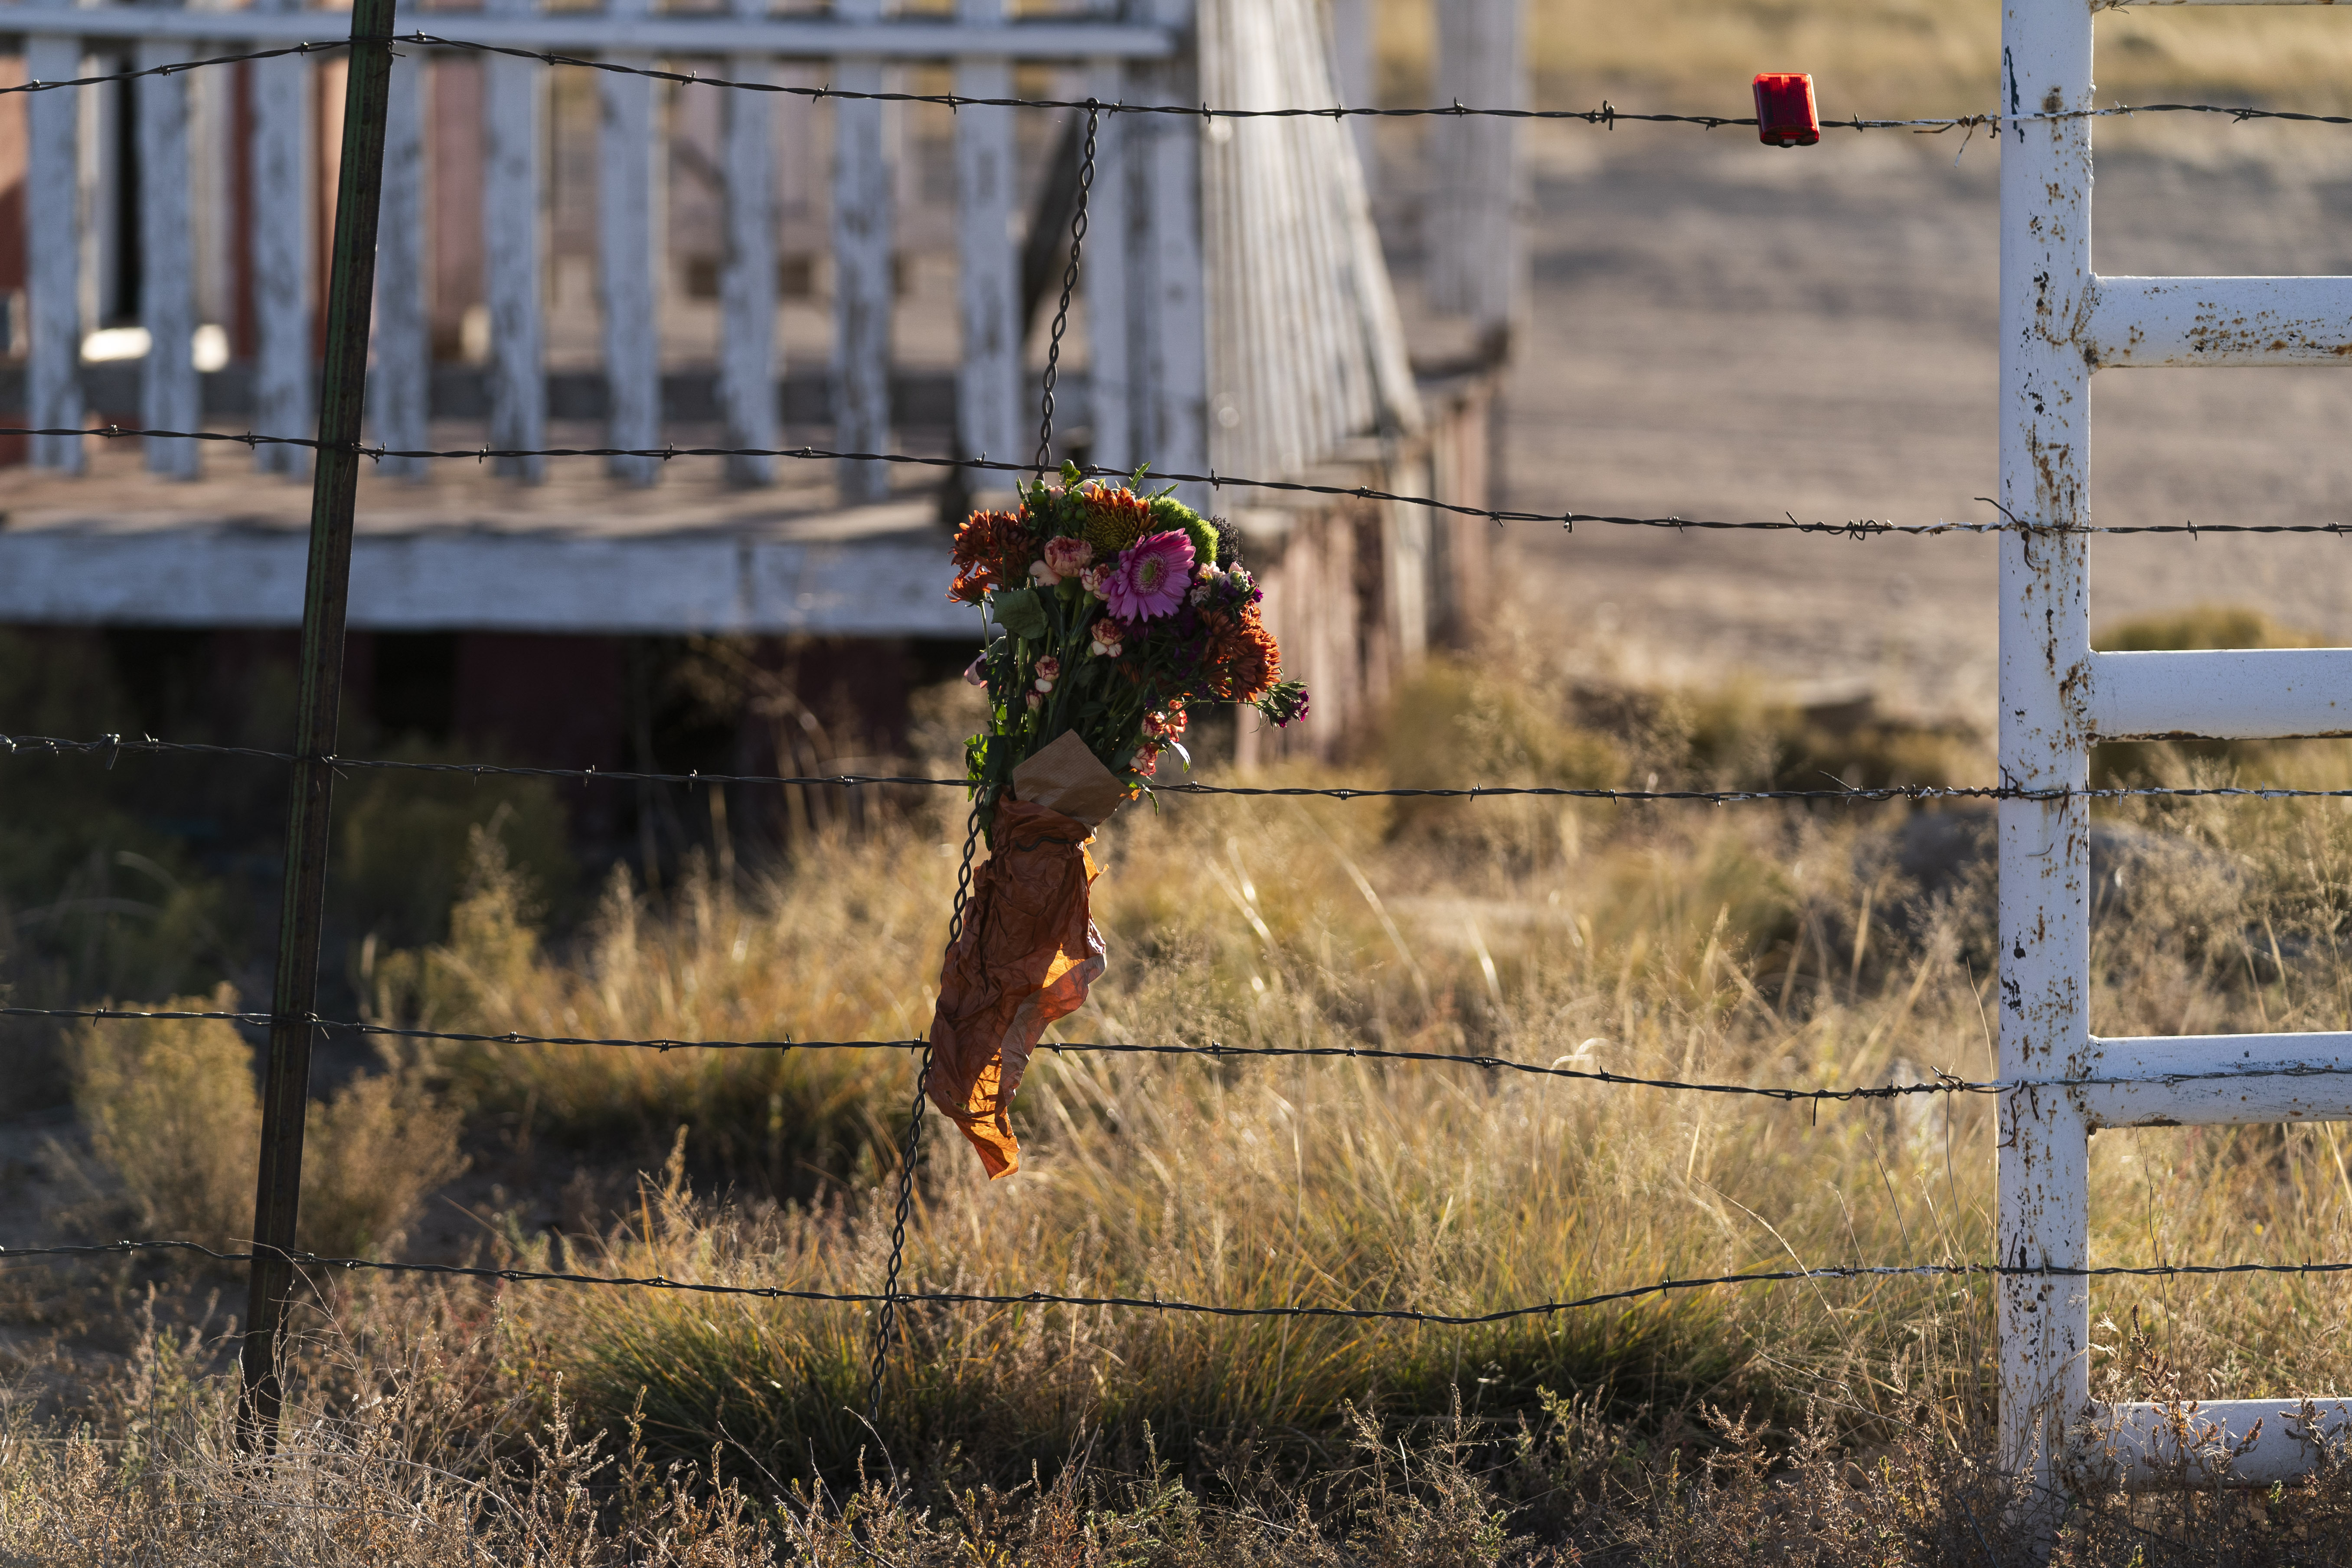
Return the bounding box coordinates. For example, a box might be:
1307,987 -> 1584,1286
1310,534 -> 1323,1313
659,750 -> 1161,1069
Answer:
6,19 -> 2352,1460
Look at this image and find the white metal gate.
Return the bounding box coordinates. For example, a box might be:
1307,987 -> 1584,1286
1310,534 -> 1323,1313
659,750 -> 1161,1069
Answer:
1999,0 -> 2352,1493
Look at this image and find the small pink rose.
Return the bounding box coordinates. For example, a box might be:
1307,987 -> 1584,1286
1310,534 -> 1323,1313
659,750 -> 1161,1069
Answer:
962,656 -> 987,686
1043,536 -> 1094,578
1036,656 -> 1062,680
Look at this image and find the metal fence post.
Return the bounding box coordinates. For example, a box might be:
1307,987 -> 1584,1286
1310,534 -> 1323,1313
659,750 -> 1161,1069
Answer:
237,0 -> 401,1447
1995,0 -> 2095,1511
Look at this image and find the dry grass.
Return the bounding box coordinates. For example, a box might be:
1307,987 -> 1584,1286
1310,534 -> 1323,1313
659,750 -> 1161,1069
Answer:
25,611 -> 2352,1559
64,1001 -> 466,1257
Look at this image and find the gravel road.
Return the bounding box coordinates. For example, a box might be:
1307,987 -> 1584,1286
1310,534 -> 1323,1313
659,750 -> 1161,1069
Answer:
1441,124 -> 2352,720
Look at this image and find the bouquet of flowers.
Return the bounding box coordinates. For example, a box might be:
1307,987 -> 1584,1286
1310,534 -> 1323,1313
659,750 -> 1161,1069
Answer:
925,467 -> 1308,1177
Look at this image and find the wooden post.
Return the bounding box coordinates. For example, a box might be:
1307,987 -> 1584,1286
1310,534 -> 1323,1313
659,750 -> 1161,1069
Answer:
484,0 -> 546,481
25,4 -> 83,474
716,0 -> 778,485
830,0 -> 893,503
368,39 -> 428,478
249,0 -> 312,477
239,0 -> 400,1447
598,0 -> 660,486
137,36 -> 200,478
954,0 -> 1020,485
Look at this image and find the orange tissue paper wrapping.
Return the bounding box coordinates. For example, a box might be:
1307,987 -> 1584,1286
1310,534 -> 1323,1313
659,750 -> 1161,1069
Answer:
923,735 -> 1124,1179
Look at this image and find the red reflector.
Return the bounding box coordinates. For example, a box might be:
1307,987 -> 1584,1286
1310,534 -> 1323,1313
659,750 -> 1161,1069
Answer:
1753,73 -> 1820,147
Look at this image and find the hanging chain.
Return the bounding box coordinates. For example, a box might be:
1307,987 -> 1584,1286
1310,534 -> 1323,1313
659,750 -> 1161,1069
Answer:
1033,102 -> 1100,476
865,104 -> 1099,1436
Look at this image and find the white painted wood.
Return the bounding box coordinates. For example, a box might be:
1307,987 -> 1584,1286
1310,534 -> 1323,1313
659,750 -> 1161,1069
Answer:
2085,274 -> 2352,367
0,521 -> 973,637
598,0 -> 660,487
483,0 -> 547,482
2093,1401 -> 2352,1491
830,0 -> 893,503
1325,0 -> 1374,189
1196,0 -> 1417,490
2069,1033 -> 2352,1127
135,36 -> 199,478
716,25 -> 779,486
248,0 -> 312,477
1427,0 -> 1522,335
369,42 -> 430,480
2092,648 -> 2352,740
0,7 -> 1177,55
1135,0 -> 1205,510
1997,0 -> 2096,1505
1083,55 -> 1130,472
25,27 -> 85,474
955,0 -> 1022,477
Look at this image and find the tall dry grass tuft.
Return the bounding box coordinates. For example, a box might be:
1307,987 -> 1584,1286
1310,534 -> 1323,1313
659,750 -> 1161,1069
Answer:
66,997 -> 466,1257
67,988 -> 260,1248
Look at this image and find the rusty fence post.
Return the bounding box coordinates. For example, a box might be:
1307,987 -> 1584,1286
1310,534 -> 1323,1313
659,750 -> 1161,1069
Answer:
237,0 -> 401,1447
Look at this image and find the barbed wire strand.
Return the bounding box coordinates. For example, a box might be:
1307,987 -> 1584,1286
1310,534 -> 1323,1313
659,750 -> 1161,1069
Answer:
9,32 -> 2352,134
3,1239 -> 2346,1323
262,34 -> 2352,134
13,426 -> 2349,540
11,1005 -> 2352,1104
8,730 -> 2352,806
0,39 -> 352,96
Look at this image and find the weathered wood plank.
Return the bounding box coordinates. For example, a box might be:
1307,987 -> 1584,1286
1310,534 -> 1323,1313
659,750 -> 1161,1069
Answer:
1082,55 -> 1129,473
1428,0 -> 1523,333
484,0 -> 546,482
830,0 -> 892,502
599,0 -> 660,486
370,39 -> 429,478
954,0 -> 1020,480
716,0 -> 777,486
25,24 -> 84,473
1134,0 -> 1205,511
136,36 -> 199,478
249,0 -> 311,477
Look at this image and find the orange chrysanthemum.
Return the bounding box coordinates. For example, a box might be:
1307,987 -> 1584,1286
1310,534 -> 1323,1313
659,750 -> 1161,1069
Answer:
1078,485 -> 1157,555
1196,603 -> 1281,704
950,510 -> 1034,604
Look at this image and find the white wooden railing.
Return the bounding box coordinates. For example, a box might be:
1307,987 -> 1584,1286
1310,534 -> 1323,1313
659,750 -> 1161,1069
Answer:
6,0 -> 1204,499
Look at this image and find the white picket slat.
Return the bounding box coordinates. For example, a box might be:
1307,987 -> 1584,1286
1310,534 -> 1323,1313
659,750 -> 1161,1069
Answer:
136,36 -> 199,478
1082,54 -> 1129,473
1326,0 -> 1374,190
952,0 -> 1019,480
25,25 -> 83,473
598,0 -> 660,486
369,43 -> 429,478
248,0 -> 311,478
484,0 -> 547,482
716,10 -> 778,485
1427,0 -> 1522,335
830,0 -> 892,502
1133,0 -> 1205,513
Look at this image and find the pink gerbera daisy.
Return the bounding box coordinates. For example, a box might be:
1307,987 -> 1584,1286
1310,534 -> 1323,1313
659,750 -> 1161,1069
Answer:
1102,531 -> 1195,621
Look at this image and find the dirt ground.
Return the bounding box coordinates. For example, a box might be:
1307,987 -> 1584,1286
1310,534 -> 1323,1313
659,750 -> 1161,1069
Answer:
1442,122 -> 2352,723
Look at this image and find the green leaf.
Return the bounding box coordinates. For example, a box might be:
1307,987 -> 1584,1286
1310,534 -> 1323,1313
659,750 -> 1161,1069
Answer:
993,588 -> 1049,640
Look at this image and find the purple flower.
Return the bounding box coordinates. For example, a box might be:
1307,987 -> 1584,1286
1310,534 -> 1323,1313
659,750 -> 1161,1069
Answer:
1102,531 -> 1196,621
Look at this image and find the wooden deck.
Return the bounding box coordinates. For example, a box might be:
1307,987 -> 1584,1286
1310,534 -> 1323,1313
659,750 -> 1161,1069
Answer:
0,425 -> 980,636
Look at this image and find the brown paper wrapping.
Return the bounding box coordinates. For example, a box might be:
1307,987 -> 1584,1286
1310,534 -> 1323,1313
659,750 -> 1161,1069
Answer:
1010,729 -> 1127,827
924,791 -> 1109,1178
